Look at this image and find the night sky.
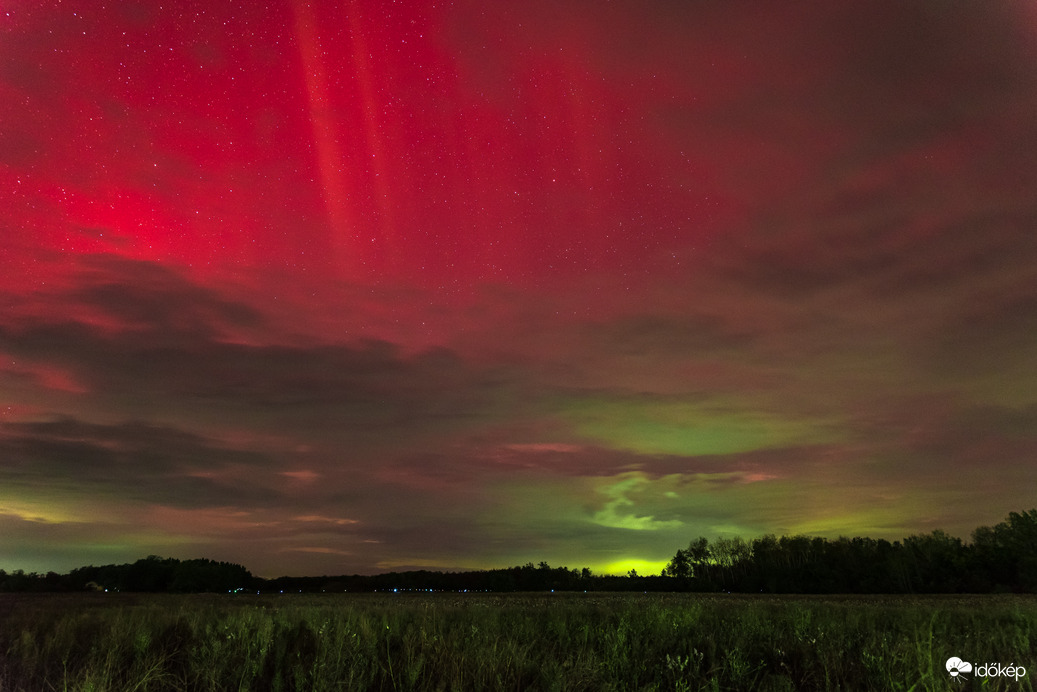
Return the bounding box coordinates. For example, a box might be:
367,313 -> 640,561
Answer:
3,1 -> 1037,577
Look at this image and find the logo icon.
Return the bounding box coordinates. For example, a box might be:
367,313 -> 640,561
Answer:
946,657 -> 972,681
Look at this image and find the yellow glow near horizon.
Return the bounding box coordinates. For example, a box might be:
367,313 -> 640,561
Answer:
0,496 -> 85,524
599,558 -> 668,577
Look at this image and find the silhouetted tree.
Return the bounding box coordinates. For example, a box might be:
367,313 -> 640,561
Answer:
664,549 -> 691,579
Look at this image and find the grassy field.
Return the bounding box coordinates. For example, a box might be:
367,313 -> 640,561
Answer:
0,592 -> 1034,691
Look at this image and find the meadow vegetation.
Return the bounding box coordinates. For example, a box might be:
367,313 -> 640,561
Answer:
1,592 -> 1035,691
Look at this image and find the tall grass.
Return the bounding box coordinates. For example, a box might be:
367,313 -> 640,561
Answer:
1,593 -> 1034,691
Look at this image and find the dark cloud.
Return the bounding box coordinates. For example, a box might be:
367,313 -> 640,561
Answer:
0,259 -> 528,448
0,417 -> 282,508
71,260 -> 262,340
2,256 -> 262,338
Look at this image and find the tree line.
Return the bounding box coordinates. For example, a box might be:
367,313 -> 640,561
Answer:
2,509 -> 1034,594
0,556 -> 252,594
662,509 -> 1037,593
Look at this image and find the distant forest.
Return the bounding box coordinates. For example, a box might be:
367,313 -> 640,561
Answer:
3,510 -> 1035,595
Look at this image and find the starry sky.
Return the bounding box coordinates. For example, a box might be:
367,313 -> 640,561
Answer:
2,0 -> 1037,577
